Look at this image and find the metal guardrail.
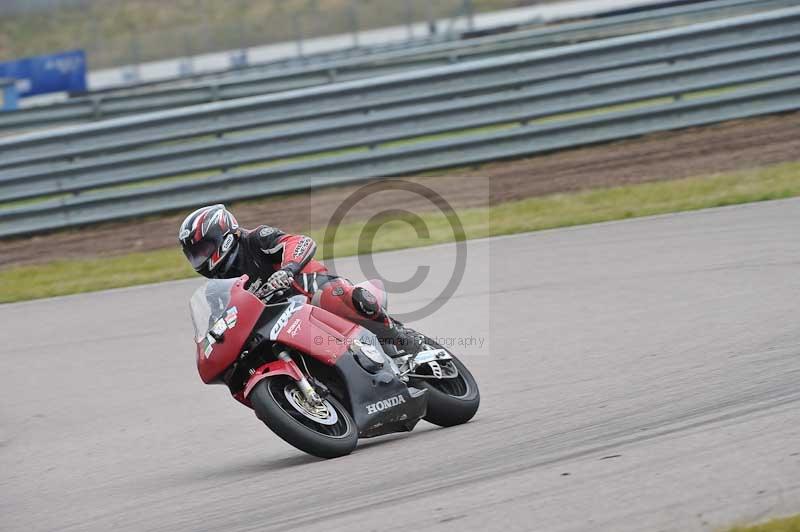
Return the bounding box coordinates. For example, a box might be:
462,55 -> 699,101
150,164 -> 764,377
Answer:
0,7 -> 798,238
3,42 -> 798,204
0,0 -> 792,132
3,5 -> 798,167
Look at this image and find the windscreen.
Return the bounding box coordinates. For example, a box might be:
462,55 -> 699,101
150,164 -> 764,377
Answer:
189,279 -> 237,342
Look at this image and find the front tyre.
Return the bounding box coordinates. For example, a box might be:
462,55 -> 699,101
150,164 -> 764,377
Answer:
412,337 -> 480,427
250,376 -> 358,459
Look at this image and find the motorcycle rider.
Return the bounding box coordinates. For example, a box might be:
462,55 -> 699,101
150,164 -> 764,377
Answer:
178,204 -> 423,355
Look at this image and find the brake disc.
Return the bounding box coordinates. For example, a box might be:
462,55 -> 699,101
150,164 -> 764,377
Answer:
284,385 -> 339,426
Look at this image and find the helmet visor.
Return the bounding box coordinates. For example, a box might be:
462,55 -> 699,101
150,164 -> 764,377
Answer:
183,239 -> 217,270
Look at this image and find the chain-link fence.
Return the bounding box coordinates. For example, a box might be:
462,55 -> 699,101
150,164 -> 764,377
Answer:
0,0 -> 533,70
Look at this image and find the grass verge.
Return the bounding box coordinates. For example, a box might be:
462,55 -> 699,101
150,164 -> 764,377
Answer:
1,160 -> 799,303
729,515 -> 800,532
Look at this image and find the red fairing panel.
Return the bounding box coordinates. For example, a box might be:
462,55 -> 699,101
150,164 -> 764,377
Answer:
196,278 -> 265,384
274,304 -> 358,366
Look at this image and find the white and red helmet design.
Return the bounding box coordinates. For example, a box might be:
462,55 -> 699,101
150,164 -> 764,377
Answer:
179,205 -> 239,275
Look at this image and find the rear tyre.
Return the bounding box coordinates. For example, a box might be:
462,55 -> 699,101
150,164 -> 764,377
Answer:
250,376 -> 358,459
411,336 -> 480,427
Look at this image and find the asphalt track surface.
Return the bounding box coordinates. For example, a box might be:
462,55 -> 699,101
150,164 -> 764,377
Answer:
2,199 -> 800,531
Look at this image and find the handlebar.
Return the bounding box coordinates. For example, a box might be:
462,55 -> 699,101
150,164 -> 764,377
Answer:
256,286 -> 289,303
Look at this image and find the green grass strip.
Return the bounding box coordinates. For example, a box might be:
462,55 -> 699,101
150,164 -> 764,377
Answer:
729,515 -> 800,532
1,160 -> 799,303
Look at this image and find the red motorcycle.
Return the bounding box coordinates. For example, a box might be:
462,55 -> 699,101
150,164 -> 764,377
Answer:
190,275 -> 480,458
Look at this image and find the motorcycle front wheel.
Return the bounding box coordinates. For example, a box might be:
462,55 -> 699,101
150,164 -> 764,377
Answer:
411,336 -> 480,427
250,376 -> 358,459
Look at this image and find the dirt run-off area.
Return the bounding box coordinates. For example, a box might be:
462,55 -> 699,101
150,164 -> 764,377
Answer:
2,111 -> 799,270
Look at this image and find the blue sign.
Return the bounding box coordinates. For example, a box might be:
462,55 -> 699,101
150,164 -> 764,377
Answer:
0,49 -> 87,98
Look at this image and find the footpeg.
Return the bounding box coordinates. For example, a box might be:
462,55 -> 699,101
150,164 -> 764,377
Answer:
412,349 -> 452,365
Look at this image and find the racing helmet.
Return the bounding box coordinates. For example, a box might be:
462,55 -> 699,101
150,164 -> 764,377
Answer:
178,204 -> 240,278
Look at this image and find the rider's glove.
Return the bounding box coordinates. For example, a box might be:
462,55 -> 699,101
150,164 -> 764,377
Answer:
264,269 -> 293,292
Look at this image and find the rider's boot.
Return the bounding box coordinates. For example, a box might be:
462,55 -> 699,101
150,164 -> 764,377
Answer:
353,287 -> 425,357
377,318 -> 426,357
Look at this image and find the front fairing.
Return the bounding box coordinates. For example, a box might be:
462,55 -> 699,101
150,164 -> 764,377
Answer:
190,276 -> 265,383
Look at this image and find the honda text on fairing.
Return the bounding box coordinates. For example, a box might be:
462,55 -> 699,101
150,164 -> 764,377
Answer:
189,277 -> 480,458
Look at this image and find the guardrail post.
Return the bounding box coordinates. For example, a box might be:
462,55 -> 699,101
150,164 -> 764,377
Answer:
292,12 -> 304,58
229,49 -> 248,69
405,0 -> 414,41
425,2 -> 437,36
179,57 -> 194,77
90,95 -> 103,120
463,0 -> 475,32
209,83 -> 221,102
350,0 -> 361,48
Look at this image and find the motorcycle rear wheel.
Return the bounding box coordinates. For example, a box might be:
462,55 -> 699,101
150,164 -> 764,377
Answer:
411,336 -> 480,427
250,376 -> 358,459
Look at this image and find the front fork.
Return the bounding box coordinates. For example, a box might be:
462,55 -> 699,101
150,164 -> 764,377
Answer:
277,351 -> 323,405
242,350 -> 323,406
